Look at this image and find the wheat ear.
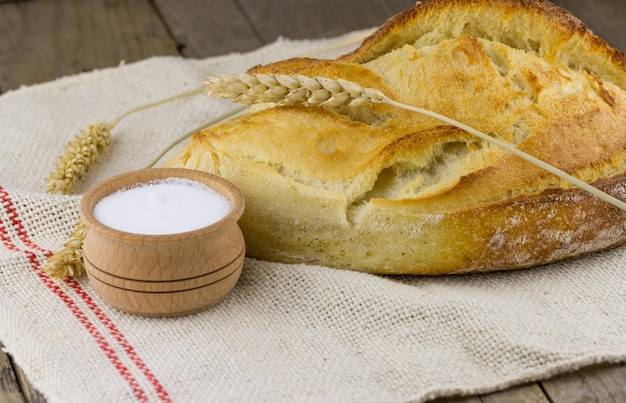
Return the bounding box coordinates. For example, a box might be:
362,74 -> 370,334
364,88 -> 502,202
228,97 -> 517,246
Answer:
205,73 -> 386,107
43,220 -> 88,278
45,87 -> 203,195
205,72 -> 626,213
46,123 -> 113,195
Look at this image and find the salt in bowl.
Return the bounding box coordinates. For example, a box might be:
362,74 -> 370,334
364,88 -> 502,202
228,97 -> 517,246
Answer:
80,167 -> 245,317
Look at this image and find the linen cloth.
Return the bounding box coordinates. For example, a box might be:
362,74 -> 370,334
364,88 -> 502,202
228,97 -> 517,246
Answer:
1,32 -> 625,403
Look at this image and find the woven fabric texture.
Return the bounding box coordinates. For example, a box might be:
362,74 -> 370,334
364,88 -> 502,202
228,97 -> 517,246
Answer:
1,33 -> 625,403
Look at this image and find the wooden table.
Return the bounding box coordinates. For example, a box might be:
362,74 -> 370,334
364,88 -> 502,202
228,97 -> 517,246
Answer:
1,0 -> 625,401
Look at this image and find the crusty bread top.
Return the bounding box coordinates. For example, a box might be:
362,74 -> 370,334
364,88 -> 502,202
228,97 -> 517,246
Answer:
176,0 -> 626,217
338,0 -> 626,90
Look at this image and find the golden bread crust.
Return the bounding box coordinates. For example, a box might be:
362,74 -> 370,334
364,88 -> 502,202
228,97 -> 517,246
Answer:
167,0 -> 626,274
339,0 -> 626,88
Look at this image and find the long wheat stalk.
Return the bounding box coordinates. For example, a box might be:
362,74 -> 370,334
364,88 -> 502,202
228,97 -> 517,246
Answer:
44,33 -> 372,279
204,72 -> 626,213
45,32 -> 373,196
45,87 -> 204,195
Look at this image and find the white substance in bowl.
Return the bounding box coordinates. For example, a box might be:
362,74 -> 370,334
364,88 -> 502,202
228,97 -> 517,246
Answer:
93,177 -> 232,235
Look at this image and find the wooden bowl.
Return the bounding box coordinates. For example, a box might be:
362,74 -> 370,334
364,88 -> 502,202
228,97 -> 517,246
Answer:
87,266 -> 243,317
80,168 -> 245,317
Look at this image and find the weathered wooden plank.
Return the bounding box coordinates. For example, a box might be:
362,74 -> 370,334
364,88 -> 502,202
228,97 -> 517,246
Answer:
153,0 -> 417,60
152,0 -> 263,58
552,0 -> 625,52
13,364 -> 46,403
430,392 -> 483,402
541,363 -> 626,402
236,0 -> 416,43
431,382 -> 549,402
0,0 -> 179,92
481,383 -> 549,402
0,344 -> 24,403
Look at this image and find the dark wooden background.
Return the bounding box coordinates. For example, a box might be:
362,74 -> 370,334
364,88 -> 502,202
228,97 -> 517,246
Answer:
1,0 -> 625,402
1,0 -> 625,93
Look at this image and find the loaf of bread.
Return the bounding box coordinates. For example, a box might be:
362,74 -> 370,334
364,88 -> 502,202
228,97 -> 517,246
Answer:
166,0 -> 626,275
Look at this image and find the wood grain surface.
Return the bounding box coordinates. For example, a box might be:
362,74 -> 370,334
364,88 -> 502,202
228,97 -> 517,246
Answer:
1,0 -> 625,401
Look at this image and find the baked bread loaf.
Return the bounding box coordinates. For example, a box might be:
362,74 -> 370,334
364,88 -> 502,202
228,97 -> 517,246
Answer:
166,0 -> 626,275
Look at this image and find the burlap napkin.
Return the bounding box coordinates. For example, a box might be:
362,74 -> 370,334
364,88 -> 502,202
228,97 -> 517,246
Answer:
1,32 -> 625,403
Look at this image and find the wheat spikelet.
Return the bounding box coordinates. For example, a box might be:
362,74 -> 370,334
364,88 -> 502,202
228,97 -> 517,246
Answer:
43,220 -> 88,278
46,123 -> 112,195
205,73 -> 385,107
45,87 -> 205,195
204,72 -> 626,213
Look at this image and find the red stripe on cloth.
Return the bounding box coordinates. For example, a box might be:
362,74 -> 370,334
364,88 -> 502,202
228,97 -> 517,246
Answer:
0,219 -> 149,402
0,186 -> 171,402
0,218 -> 18,252
27,251 -> 151,403
66,277 -> 173,403
0,187 -> 49,255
